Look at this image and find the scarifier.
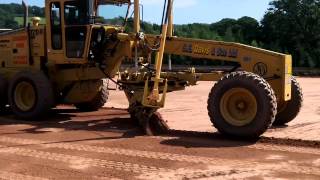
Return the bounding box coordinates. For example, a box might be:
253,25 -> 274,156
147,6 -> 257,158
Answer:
0,0 -> 303,139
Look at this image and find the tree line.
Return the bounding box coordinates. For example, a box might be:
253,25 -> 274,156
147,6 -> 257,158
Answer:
1,0 -> 320,67
0,3 -> 44,28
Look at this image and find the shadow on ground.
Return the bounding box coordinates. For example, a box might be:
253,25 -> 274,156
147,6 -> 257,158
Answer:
0,107 -> 266,148
0,107 -> 143,140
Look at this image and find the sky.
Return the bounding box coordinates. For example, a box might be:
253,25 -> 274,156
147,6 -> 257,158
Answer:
1,0 -> 272,24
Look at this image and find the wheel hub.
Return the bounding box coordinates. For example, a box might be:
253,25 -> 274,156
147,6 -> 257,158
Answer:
220,88 -> 257,126
236,101 -> 246,110
14,82 -> 36,111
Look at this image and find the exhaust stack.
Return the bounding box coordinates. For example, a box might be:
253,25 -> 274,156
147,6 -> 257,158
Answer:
22,0 -> 28,27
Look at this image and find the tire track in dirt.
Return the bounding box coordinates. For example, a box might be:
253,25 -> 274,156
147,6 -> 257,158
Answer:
0,137 -> 286,179
138,162 -> 320,180
0,136 -> 247,165
0,156 -> 122,180
0,137 -> 320,179
249,143 -> 320,155
0,143 -> 244,179
138,167 -> 255,180
0,171 -> 48,180
138,163 -> 320,180
0,136 -> 320,165
0,145 -> 167,174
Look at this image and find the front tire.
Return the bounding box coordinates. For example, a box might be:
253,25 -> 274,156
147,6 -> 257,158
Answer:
273,77 -> 303,126
75,80 -> 109,112
0,74 -> 8,111
207,71 -> 277,139
8,71 -> 54,119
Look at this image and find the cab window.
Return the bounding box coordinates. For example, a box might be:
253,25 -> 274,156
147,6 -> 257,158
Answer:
64,1 -> 88,25
50,2 -> 62,50
64,1 -> 88,58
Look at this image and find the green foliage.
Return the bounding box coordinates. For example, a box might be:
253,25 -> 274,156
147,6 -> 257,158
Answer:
14,17 -> 46,26
260,0 -> 320,67
0,3 -> 44,29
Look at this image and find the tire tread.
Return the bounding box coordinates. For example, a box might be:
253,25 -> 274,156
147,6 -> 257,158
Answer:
207,71 -> 277,139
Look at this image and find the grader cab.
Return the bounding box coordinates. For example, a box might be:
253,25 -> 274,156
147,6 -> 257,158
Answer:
0,0 -> 302,139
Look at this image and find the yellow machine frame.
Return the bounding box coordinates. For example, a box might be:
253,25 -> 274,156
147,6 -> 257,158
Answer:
0,0 -> 298,139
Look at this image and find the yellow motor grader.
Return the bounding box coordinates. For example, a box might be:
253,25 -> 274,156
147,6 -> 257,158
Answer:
0,0 -> 302,139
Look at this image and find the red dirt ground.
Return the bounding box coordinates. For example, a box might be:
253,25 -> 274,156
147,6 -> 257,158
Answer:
108,77 -> 320,141
0,77 -> 318,179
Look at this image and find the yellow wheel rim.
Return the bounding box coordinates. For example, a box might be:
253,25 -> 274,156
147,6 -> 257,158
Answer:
14,82 -> 36,111
220,88 -> 257,126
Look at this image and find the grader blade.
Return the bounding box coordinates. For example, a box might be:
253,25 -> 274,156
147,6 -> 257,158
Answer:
142,112 -> 169,136
129,105 -> 169,135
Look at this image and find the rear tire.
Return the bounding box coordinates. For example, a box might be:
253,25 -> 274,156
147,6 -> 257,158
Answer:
75,80 -> 109,112
0,74 -> 8,111
8,71 -> 54,119
207,71 -> 277,139
273,77 -> 303,126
